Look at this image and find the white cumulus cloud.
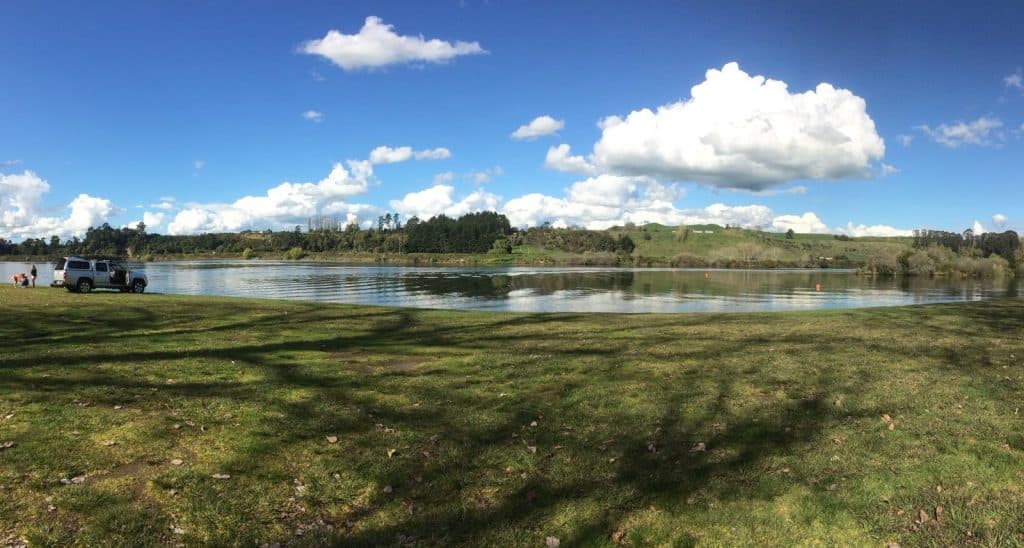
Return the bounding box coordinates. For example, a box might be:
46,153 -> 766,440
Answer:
511,115 -> 565,140
836,222 -> 913,237
389,184 -> 501,221
544,144 -> 597,175
1,170 -> 119,240
369,145 -> 451,164
915,117 -> 1003,148
503,174 -> 733,230
143,211 -> 166,229
589,62 -> 884,190
301,16 -> 486,71
166,161 -> 378,235
992,213 -> 1008,228
772,212 -> 829,234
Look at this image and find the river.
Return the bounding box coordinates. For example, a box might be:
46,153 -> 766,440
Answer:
3,260 -> 1016,313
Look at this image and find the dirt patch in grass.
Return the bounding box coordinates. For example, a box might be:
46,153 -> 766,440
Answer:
330,350 -> 372,363
386,356 -> 432,372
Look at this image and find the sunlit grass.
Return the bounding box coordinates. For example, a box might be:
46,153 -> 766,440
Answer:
1,286 -> 1022,545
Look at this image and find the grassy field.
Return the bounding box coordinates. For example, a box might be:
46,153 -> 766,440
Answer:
1,287 -> 1023,546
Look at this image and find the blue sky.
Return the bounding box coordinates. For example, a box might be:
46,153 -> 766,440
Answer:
2,0 -> 1022,240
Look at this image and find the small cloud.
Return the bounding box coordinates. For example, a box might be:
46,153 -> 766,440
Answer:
433,171 -> 457,184
1005,69 -> 1023,91
772,212 -> 829,234
310,70 -> 325,82
470,166 -> 503,184
302,110 -> 324,123
880,163 -> 899,176
414,148 -> 452,160
544,144 -> 597,175
992,213 -> 1008,228
511,115 -> 565,140
1,160 -> 21,168
369,145 -> 451,164
915,117 -> 1003,148
151,200 -> 176,210
193,160 -> 206,170
896,134 -> 914,147
748,185 -> 808,196
301,16 -> 486,71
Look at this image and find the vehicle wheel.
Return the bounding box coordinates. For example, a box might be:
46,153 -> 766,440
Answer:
131,281 -> 146,293
77,279 -> 92,293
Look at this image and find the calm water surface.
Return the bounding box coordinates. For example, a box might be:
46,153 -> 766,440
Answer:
4,260 -> 1016,313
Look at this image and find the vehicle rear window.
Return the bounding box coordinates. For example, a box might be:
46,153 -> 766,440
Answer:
68,260 -> 90,270
55,258 -> 67,270
95,263 -> 108,272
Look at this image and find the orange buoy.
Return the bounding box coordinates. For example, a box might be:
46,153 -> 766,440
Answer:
704,272 -> 709,279
815,283 -> 822,292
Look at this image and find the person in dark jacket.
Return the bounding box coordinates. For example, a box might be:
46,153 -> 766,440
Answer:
30,264 -> 37,287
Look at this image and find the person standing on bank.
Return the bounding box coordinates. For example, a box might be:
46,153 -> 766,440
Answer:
30,264 -> 37,287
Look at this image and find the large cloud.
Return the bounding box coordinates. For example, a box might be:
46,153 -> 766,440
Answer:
589,62 -> 885,190
1,170 -> 118,240
167,161 -> 378,234
502,174 -> 757,230
302,16 -> 486,71
389,185 -> 501,221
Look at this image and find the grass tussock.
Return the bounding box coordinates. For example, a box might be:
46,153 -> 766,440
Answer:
1,286 -> 1023,546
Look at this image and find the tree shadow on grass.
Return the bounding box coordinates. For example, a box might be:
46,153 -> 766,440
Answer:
2,296 -> 1022,545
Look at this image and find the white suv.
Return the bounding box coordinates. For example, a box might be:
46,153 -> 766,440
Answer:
52,256 -> 148,293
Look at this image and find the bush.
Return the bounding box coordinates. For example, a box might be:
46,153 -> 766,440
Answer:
488,238 -> 512,255
905,250 -> 935,276
285,247 -> 305,260
242,248 -> 255,260
670,253 -> 707,267
865,252 -> 899,276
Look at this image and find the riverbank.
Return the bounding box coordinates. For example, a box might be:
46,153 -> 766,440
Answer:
1,287 -> 1023,545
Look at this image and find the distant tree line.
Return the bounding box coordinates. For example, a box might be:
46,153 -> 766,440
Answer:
0,211 -> 520,258
913,228 -> 1020,261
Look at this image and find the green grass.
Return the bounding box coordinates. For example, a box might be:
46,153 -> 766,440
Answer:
607,223 -> 913,267
1,286 -> 1023,546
